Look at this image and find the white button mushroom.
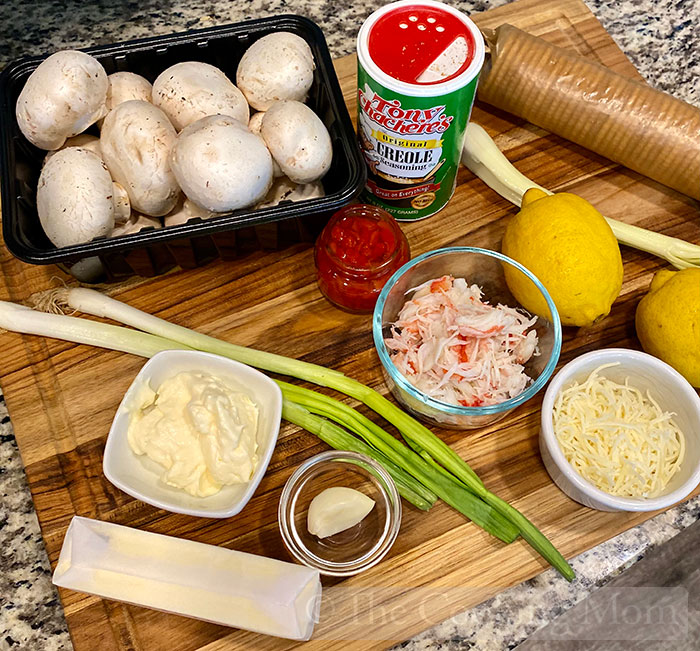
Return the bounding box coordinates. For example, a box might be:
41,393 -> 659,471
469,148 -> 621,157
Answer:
111,182 -> 131,224
97,72 -> 153,128
248,112 -> 283,178
106,71 -> 153,109
247,111 -> 265,134
43,133 -> 102,167
16,50 -> 108,150
68,256 -> 105,283
261,100 -> 332,184
236,32 -> 315,111
37,147 -> 115,247
152,61 -> 249,131
170,114 -> 273,212
42,134 -> 129,223
100,100 -> 180,217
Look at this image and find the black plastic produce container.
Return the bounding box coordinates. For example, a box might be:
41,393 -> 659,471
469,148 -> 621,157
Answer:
0,16 -> 366,280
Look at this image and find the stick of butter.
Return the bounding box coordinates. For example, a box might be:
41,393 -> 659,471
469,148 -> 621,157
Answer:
52,516 -> 321,641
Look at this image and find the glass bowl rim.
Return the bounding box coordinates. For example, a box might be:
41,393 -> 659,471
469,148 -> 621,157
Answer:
278,449 -> 402,576
372,246 -> 563,416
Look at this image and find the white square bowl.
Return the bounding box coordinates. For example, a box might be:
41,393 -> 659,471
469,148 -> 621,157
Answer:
104,350 -> 282,518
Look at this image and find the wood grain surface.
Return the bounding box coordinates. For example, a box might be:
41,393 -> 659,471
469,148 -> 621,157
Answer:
1,0 -> 699,649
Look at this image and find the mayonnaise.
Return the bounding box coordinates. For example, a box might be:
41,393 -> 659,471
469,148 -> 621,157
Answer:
127,371 -> 259,497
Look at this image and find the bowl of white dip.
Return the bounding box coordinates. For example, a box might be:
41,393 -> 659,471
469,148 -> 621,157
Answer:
104,349 -> 282,518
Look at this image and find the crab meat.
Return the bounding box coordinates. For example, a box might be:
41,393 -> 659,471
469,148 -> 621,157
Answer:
384,275 -> 540,407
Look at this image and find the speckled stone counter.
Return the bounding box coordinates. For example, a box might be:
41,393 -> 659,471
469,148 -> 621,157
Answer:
1,1 -> 699,650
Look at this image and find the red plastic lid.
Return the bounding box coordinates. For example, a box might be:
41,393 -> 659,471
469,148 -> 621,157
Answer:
367,3 -> 476,85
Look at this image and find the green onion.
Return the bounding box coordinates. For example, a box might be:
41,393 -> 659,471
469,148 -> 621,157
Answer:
7,289 -> 575,579
0,300 -> 186,356
280,382 -> 438,505
56,287 -> 347,385
279,382 -> 519,543
334,380 -> 574,579
462,122 -> 700,270
60,287 -> 487,492
281,400 -> 435,511
317,384 -> 574,579
481,491 -> 575,581
402,436 -> 466,485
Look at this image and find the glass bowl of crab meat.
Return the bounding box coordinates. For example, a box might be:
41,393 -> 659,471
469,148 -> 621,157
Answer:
372,247 -> 562,429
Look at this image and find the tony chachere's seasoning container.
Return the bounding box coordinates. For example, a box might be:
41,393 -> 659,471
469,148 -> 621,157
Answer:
356,0 -> 485,221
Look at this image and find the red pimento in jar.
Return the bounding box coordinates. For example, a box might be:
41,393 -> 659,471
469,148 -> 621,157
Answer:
314,205 -> 410,313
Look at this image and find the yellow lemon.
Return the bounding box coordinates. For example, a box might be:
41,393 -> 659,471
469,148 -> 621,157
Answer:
501,188 -> 623,327
636,268 -> 700,388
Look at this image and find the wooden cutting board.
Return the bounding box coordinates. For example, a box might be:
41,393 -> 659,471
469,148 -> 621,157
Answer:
1,0 -> 699,648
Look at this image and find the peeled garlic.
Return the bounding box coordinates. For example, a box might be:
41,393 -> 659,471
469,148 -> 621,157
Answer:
307,486 -> 375,539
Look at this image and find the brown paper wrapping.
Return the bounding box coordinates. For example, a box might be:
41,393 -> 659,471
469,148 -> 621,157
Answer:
477,24 -> 700,199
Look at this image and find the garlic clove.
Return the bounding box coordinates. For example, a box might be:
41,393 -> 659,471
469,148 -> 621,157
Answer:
307,486 -> 375,539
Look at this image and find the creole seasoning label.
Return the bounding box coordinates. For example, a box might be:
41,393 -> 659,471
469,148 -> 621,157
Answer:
356,1 -> 484,221
359,87 -> 451,190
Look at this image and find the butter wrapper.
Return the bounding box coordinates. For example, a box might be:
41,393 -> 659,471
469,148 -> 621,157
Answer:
53,517 -> 321,641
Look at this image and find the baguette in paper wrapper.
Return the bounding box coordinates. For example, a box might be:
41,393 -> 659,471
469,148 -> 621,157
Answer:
53,517 -> 321,641
477,24 -> 700,199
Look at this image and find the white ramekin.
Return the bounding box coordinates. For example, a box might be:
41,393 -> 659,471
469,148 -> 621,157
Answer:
540,348 -> 700,512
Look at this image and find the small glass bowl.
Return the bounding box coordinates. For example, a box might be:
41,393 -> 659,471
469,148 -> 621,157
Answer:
278,450 -> 401,576
372,247 -> 562,429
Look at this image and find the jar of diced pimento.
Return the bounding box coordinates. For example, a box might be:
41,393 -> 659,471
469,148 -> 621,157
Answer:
314,205 -> 410,313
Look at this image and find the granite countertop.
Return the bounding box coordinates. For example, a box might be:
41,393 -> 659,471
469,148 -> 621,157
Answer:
1,1 -> 699,650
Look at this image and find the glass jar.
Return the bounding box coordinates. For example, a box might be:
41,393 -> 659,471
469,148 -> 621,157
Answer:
314,205 -> 410,313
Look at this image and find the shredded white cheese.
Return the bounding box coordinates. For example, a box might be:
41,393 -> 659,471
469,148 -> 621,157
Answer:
552,363 -> 685,498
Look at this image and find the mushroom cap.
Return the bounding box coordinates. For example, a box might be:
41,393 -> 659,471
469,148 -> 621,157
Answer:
152,61 -> 249,131
68,256 -> 105,283
98,72 -> 153,128
106,72 -> 153,110
43,133 -> 102,166
170,114 -> 273,212
112,182 -> 131,224
261,100 -> 332,184
37,147 -> 115,247
236,32 -> 315,111
100,100 -> 180,217
248,112 -> 284,178
16,50 -> 108,150
248,111 -> 265,134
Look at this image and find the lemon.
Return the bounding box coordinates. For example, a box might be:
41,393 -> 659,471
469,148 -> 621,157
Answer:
636,268 -> 700,388
501,188 -> 623,327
